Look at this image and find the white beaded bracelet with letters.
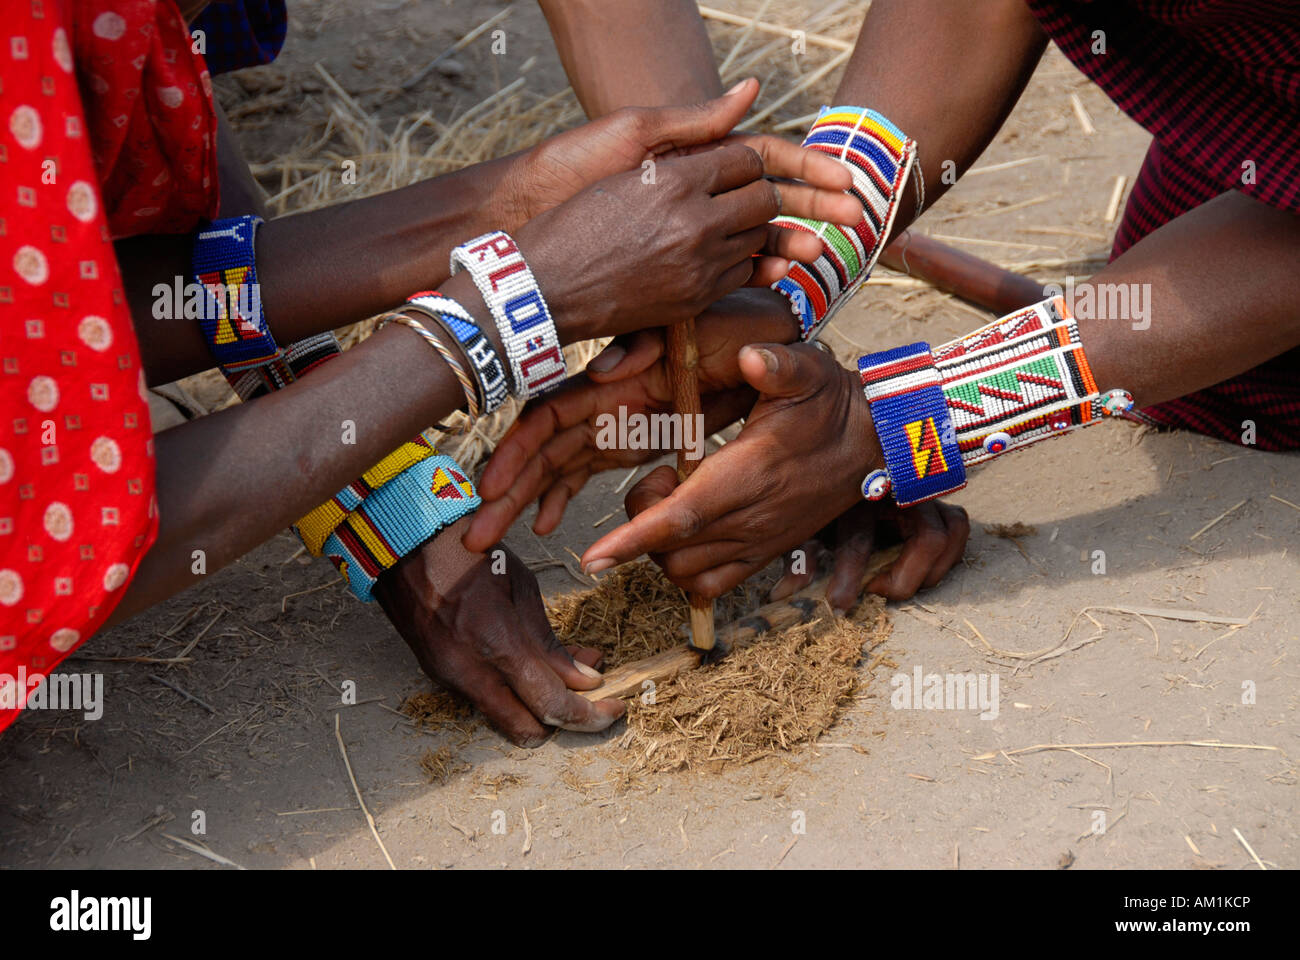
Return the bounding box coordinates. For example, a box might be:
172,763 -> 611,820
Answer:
449,231 -> 567,400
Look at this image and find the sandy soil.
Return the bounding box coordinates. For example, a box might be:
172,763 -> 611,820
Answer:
2,0 -> 1296,870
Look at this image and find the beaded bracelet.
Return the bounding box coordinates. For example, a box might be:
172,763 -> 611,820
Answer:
322,454 -> 481,601
858,296 -> 1133,506
858,342 -> 967,507
226,331 -> 341,401
377,311 -> 479,429
449,231 -> 567,399
404,292 -> 510,415
771,107 -> 918,342
192,215 -> 281,371
294,430 -> 441,556
934,296 -> 1132,466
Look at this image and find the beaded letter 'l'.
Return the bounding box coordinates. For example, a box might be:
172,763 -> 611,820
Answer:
450,231 -> 567,400
772,108 -> 918,341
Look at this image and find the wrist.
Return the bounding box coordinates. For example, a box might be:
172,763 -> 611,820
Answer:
484,150 -> 535,234
512,222 -> 600,345
845,365 -> 884,502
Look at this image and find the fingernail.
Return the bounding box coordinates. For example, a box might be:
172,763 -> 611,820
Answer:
831,607 -> 847,619
574,661 -> 603,680
586,344 -> 625,373
726,80 -> 748,95
584,558 -> 615,575
768,580 -> 793,601
754,348 -> 778,372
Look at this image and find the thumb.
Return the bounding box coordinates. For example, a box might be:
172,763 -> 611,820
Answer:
640,78 -> 758,153
738,342 -> 825,399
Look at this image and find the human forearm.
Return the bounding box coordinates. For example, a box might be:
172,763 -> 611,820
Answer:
107,299 -> 472,624
828,0 -> 1047,240
1072,191 -> 1300,408
119,155 -> 514,386
539,0 -> 721,115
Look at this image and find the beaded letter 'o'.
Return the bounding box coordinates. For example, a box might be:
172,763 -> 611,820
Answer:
862,469 -> 892,501
983,431 -> 1012,455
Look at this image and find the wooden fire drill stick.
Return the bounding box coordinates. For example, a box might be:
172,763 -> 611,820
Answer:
666,318 -> 716,651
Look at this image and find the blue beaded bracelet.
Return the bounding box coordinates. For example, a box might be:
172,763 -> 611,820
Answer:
857,342 -> 967,507
192,215 -> 280,371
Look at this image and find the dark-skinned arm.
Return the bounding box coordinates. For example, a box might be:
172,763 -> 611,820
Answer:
580,190 -> 1300,598
121,81 -> 857,385
106,141 -> 788,623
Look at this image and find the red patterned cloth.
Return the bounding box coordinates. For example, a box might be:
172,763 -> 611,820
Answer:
1025,0 -> 1300,449
0,0 -> 218,732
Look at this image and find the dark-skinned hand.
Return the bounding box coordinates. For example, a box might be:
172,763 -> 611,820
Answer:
512,141 -> 800,344
373,516 -> 624,747
579,342 -> 882,598
769,498 -> 970,611
463,288 -> 798,553
495,77 -> 862,286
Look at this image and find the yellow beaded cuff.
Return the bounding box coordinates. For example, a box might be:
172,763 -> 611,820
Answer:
295,431 -> 441,556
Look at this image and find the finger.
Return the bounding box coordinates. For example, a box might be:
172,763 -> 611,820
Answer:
633,78 -> 758,155
713,176 -> 783,234
482,621 -> 625,731
567,645 -> 605,671
534,469 -> 589,535
768,538 -> 821,600
762,221 -> 830,264
826,521 -> 876,614
440,649 -> 550,747
865,504 -> 950,601
585,330 -> 664,382
583,452 -> 749,570
747,255 -> 791,288
676,559 -> 765,600
674,141 -> 764,196
658,537 -> 750,582
476,398 -> 568,500
506,554 -> 604,692
770,180 -> 863,227
710,255 -> 758,301
726,133 -> 853,193
622,463 -> 678,521
922,502 -> 970,589
737,342 -> 828,400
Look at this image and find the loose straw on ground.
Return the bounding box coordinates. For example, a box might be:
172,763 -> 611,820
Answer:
973,740 -> 1280,761
334,714 -> 396,870
1069,92 -> 1095,135
161,833 -> 246,870
698,4 -> 854,50
1104,174 -> 1127,223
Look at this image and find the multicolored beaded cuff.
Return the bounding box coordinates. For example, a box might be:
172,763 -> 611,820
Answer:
192,215 -> 280,371
449,231 -> 567,399
405,292 -> 510,415
858,343 -> 967,507
226,331 -> 341,401
772,107 -> 918,341
322,454 -> 481,601
933,296 -> 1130,466
294,430 -> 441,556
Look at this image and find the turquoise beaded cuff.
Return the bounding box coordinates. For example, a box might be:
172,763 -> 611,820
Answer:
322,454 -> 481,601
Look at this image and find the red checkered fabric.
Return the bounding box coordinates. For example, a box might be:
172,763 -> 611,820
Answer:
1025,0 -> 1300,449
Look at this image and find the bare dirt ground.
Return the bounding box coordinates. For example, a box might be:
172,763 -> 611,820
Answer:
2,0 -> 1296,870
